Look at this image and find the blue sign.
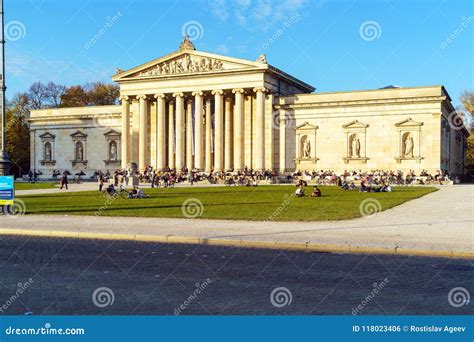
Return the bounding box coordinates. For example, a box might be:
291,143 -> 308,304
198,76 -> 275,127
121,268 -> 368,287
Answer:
0,175 -> 14,205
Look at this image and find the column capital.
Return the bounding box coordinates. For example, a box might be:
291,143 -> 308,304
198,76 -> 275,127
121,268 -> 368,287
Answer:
192,91 -> 203,97
253,87 -> 266,93
232,88 -> 245,94
154,93 -> 166,99
173,92 -> 184,98
137,94 -> 147,100
120,95 -> 129,102
212,89 -> 224,95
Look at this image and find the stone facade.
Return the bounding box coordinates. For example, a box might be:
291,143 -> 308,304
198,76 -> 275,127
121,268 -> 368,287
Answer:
29,38 -> 469,178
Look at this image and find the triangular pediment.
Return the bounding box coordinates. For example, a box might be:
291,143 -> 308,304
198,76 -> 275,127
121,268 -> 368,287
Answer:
395,118 -> 423,127
342,120 -> 369,129
70,130 -> 87,138
296,122 -> 318,130
113,49 -> 268,81
39,132 -> 55,139
104,129 -> 121,137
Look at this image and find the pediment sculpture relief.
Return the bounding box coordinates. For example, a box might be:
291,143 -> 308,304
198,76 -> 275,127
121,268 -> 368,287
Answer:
137,54 -> 224,77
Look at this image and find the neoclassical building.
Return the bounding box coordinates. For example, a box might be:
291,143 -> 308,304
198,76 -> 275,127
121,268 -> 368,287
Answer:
29,37 -> 469,177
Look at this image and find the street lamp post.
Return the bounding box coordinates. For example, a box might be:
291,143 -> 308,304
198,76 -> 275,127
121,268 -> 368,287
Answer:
0,0 -> 11,175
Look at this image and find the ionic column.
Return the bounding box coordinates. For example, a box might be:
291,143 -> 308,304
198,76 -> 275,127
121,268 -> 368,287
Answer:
154,94 -> 166,170
279,111 -> 287,173
205,98 -> 212,173
138,95 -> 148,170
193,91 -> 204,171
168,100 -> 175,168
212,90 -> 224,171
174,92 -> 185,171
224,96 -> 233,171
254,87 -> 266,171
186,98 -> 193,170
120,96 -> 130,169
232,89 -> 244,170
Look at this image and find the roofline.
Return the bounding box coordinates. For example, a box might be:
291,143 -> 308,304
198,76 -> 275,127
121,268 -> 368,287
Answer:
30,104 -> 120,114
285,85 -> 446,97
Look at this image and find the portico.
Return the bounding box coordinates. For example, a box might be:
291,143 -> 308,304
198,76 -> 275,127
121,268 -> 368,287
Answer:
112,36 -> 313,172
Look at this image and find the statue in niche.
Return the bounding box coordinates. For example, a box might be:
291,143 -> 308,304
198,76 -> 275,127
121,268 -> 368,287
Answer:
76,142 -> 84,161
404,135 -> 414,157
351,135 -> 360,158
303,139 -> 311,158
110,141 -> 117,161
44,142 -> 52,161
300,136 -> 310,159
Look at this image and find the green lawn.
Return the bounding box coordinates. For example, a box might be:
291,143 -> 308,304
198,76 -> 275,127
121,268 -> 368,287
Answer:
17,185 -> 437,221
15,182 -> 57,191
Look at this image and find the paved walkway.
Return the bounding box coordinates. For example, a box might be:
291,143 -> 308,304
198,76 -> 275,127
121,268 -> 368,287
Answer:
4,184 -> 474,257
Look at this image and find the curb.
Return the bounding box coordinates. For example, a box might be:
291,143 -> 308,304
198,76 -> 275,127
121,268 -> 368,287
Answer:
0,228 -> 472,259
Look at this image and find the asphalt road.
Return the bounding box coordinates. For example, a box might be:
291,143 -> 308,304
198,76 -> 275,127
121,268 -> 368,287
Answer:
0,236 -> 472,315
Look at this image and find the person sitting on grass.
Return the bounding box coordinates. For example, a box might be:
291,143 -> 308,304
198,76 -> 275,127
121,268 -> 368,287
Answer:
128,187 -> 138,199
295,185 -> 305,197
310,186 -> 321,197
137,187 -> 148,198
106,184 -> 115,196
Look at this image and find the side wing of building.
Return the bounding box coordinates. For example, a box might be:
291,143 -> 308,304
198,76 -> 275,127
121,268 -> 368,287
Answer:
277,85 -> 468,176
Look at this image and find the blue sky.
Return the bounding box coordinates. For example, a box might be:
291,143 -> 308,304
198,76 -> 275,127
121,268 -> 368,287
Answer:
5,0 -> 474,105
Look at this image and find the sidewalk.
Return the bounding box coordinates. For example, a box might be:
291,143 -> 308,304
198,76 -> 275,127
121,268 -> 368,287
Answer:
4,185 -> 474,258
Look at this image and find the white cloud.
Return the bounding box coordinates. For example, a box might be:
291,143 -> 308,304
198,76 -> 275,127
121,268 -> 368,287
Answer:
6,48 -> 112,95
214,44 -> 230,55
208,0 -> 309,30
209,0 -> 229,21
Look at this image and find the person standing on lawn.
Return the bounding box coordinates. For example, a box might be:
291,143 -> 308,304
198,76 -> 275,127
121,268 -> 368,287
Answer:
60,171 -> 69,190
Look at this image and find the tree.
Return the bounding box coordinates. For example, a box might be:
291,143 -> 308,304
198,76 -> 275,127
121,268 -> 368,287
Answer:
5,94 -> 31,177
45,81 -> 66,108
60,82 -> 119,107
24,81 -> 65,109
60,85 -> 89,107
460,90 -> 473,178
87,82 -> 120,105
27,81 -> 49,109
